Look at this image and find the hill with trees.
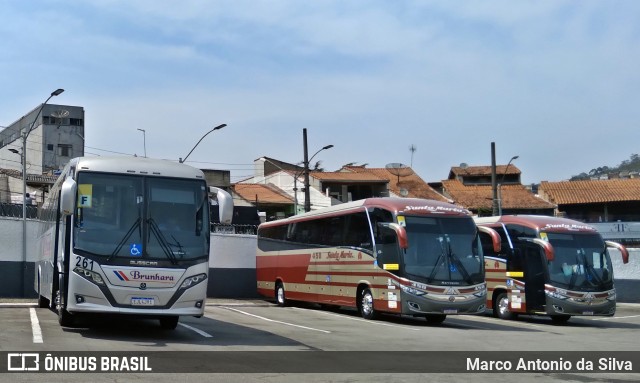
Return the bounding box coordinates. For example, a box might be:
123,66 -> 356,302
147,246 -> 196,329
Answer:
570,153 -> 640,180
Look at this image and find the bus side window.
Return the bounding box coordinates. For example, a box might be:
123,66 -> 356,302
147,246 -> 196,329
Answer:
478,231 -> 498,257
375,226 -> 401,275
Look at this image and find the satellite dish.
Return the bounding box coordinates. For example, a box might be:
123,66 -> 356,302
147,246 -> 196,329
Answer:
385,163 -> 414,183
51,109 -> 70,118
399,188 -> 409,197
459,162 -> 468,169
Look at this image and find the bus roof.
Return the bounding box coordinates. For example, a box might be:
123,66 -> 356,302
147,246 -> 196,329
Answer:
67,156 -> 206,180
261,197 -> 471,228
474,215 -> 598,233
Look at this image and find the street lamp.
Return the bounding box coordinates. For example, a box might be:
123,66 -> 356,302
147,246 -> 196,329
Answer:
21,88 -> 64,297
291,145 -> 334,214
179,123 -> 226,163
302,128 -> 333,213
497,155 -> 519,216
137,128 -> 146,157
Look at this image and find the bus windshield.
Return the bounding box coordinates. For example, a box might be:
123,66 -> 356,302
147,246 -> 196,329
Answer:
73,172 -> 209,262
545,232 -> 613,291
402,216 -> 483,285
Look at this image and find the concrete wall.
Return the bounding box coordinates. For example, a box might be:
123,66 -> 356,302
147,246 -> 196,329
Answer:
1,216 -> 638,302
208,233 -> 258,298
0,217 -> 258,298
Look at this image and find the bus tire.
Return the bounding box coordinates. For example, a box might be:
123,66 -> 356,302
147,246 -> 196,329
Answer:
550,315 -> 571,324
494,292 -> 517,320
358,288 -> 377,320
425,314 -> 447,324
275,282 -> 287,307
159,316 -> 179,330
55,290 -> 75,327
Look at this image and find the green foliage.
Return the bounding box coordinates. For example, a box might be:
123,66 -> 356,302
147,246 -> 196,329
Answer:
570,153 -> 640,180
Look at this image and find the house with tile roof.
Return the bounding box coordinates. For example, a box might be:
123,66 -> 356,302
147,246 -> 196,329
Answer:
341,165 -> 449,202
538,178 -> 640,222
439,164 -> 555,216
237,158 -> 449,219
232,183 -> 295,221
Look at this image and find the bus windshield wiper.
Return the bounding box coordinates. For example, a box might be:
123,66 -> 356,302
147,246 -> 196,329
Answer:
107,218 -> 141,262
147,218 -> 179,265
427,237 -> 447,283
581,249 -> 603,286
445,237 -> 473,285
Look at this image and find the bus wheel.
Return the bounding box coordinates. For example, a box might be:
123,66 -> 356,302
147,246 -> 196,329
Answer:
55,290 -> 74,327
159,316 -> 179,330
275,282 -> 287,307
494,292 -> 517,320
425,314 -> 446,324
359,288 -> 377,320
550,315 -> 571,324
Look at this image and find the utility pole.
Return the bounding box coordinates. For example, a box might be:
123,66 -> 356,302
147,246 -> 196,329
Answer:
303,129 -> 311,212
491,142 -> 498,216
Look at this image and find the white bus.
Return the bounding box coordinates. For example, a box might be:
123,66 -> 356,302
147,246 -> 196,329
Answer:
34,156 -> 232,329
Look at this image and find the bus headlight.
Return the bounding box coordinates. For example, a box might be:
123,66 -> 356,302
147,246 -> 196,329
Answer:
179,273 -> 207,290
545,288 -> 568,300
606,290 -> 616,302
473,283 -> 487,298
73,267 -> 105,286
399,284 -> 426,297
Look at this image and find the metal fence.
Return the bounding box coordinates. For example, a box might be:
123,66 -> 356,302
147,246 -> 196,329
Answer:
211,223 -> 258,235
0,203 -> 37,218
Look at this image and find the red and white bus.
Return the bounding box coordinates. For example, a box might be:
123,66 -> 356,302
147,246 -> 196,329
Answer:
256,198 -> 500,323
475,215 -> 629,323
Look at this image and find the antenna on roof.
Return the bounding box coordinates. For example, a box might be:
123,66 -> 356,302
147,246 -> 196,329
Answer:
385,163 -> 414,184
409,145 -> 417,168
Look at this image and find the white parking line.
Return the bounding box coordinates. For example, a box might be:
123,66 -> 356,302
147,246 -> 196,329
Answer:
291,307 -> 421,331
29,308 -> 43,343
178,322 -> 213,338
222,306 -> 331,334
590,315 -> 640,321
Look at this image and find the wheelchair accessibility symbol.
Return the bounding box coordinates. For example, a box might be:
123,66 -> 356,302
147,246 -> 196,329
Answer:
130,244 -> 142,257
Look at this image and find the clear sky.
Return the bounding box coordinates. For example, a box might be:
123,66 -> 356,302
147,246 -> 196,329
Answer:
1,1 -> 638,185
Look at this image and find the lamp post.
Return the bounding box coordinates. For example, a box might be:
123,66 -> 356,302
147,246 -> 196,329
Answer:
179,123 -> 226,163
302,128 -> 333,213
21,88 -> 64,297
497,155 -> 519,216
137,128 -> 146,157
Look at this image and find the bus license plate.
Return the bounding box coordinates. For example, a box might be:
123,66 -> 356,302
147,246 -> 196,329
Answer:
131,297 -> 155,306
443,309 -> 458,314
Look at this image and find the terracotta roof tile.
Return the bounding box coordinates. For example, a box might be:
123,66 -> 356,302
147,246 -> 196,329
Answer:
539,179 -> 640,205
442,180 -> 555,210
343,166 -> 449,202
232,183 -> 294,205
309,171 -> 387,182
449,165 -> 521,178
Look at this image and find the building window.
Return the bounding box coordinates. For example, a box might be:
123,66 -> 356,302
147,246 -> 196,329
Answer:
70,118 -> 83,126
47,144 -> 54,151
58,144 -> 72,157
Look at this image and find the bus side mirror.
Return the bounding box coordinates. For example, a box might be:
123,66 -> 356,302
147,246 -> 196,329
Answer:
60,177 -> 77,216
606,241 -> 629,264
532,238 -> 555,261
209,187 -> 234,224
377,222 -> 408,250
478,226 -> 501,253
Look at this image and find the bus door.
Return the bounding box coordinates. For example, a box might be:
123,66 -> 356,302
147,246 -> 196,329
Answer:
521,242 -> 547,312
